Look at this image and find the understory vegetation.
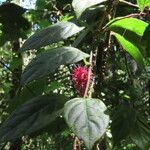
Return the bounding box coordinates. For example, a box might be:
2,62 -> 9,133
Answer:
0,0 -> 150,149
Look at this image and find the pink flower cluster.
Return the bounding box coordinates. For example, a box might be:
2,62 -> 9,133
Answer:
71,65 -> 92,97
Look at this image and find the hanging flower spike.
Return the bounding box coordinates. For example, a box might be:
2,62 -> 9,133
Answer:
71,65 -> 93,97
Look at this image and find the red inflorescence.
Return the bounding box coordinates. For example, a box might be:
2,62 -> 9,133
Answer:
71,65 -> 92,97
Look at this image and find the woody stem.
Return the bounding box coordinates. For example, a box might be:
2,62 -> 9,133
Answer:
83,51 -> 93,98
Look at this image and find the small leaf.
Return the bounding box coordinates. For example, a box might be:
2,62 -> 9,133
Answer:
0,94 -> 67,142
130,116 -> 150,150
111,104 -> 136,146
72,0 -> 107,18
20,21 -> 84,51
137,0 -> 150,11
21,46 -> 89,85
64,98 -> 109,149
114,33 -> 145,68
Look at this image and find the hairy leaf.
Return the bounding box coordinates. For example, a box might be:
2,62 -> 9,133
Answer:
20,21 -> 84,51
21,47 -> 89,85
0,94 -> 66,142
64,98 -> 109,149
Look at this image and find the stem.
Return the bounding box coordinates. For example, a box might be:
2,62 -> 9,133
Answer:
73,137 -> 81,150
83,51 -> 93,98
119,0 -> 138,8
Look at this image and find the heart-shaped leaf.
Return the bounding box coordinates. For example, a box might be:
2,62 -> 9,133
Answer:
64,98 -> 109,149
21,46 -> 89,85
20,21 -> 84,51
72,0 -> 107,18
0,94 -> 66,142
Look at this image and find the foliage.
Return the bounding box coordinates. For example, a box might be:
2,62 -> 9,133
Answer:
0,0 -> 150,150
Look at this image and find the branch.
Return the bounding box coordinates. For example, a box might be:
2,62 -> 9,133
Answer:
119,0 -> 138,8
83,51 -> 93,98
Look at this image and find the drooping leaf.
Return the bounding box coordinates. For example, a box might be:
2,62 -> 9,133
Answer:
114,33 -> 145,68
72,29 -> 89,47
0,94 -> 67,142
72,0 -> 107,18
8,79 -> 46,113
142,24 -> 150,57
109,17 -> 148,52
21,46 -> 89,85
109,18 -> 148,37
130,115 -> 150,150
64,98 -> 109,149
20,21 -> 84,51
137,0 -> 150,11
111,104 -> 136,146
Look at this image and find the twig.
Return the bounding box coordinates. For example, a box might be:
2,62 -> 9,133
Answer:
83,51 -> 93,98
73,137 -> 81,150
0,142 -> 7,150
119,0 -> 138,8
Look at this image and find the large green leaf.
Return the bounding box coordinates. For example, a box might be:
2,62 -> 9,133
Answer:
130,116 -> 150,150
64,98 -> 109,149
20,21 -> 84,51
72,0 -> 107,18
114,33 -> 144,68
137,0 -> 150,11
111,104 -> 136,146
21,46 -> 89,85
109,18 -> 148,51
109,18 -> 148,37
0,94 -> 66,142
8,79 -> 46,113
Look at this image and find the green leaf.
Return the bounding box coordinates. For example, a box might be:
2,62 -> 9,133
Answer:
64,98 -> 109,149
21,46 -> 89,85
72,0 -> 107,18
20,21 -> 84,51
111,104 -> 136,146
108,17 -> 148,49
130,116 -> 150,150
114,33 -> 145,68
142,24 -> 150,57
137,0 -> 150,11
109,18 -> 148,37
0,94 -> 67,142
8,79 -> 46,113
109,18 -> 148,52
72,29 -> 89,47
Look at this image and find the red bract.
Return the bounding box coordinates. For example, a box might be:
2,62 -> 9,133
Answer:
71,65 -> 92,97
